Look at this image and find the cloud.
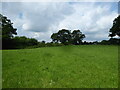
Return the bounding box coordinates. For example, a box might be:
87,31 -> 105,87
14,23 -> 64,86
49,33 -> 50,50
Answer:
21,3 -> 72,32
57,2 -> 118,41
1,2 -> 118,42
1,0 -> 119,2
2,2 -> 74,32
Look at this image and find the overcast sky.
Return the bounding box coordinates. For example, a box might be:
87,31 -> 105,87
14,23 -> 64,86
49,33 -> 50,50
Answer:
1,1 -> 118,42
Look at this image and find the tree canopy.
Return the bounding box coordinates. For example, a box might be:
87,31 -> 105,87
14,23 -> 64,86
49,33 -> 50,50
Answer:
71,30 -> 85,45
0,14 -> 17,39
109,15 -> 120,37
0,14 -> 17,49
51,29 -> 85,45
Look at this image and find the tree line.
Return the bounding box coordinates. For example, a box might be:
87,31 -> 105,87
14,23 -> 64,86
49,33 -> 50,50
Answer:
0,13 -> 120,49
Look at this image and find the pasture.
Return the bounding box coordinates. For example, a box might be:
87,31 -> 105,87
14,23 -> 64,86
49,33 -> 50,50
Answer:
2,45 -> 118,88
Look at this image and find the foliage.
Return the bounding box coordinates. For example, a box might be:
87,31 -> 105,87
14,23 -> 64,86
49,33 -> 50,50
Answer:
57,29 -> 71,45
51,33 -> 59,43
82,41 -> 99,45
109,15 -> 120,37
0,14 -> 17,49
100,40 -> 109,45
71,30 -> 85,45
1,14 -> 40,49
12,36 -> 38,49
99,38 -> 120,45
109,38 -> 120,45
51,29 -> 85,45
0,14 -> 17,38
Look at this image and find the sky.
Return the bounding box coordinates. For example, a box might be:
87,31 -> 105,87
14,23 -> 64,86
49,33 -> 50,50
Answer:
1,1 -> 118,42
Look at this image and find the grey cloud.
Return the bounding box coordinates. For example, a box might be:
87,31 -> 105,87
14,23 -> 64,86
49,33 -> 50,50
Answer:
21,2 -> 74,32
1,2 -> 118,42
2,2 -> 74,32
58,2 -> 117,41
2,2 -> 75,41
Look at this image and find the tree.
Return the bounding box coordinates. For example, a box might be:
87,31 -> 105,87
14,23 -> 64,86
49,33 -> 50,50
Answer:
1,14 -> 17,39
100,40 -> 109,45
71,30 -> 85,45
29,38 -> 38,45
0,14 -> 17,49
109,38 -> 119,45
51,33 -> 59,43
12,36 -> 38,48
51,29 -> 71,45
109,15 -> 120,37
51,29 -> 85,45
57,29 -> 71,45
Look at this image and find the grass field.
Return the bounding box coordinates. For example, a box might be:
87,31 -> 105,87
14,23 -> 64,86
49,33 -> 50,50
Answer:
2,45 -> 118,88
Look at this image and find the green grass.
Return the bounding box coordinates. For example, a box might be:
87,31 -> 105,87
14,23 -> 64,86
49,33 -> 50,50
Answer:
2,45 -> 118,88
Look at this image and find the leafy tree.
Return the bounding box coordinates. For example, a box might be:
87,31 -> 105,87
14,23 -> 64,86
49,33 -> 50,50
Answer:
41,41 -> 46,44
93,41 -> 98,45
51,29 -> 71,45
12,36 -> 38,48
51,29 -> 85,45
51,33 -> 59,43
109,15 -> 120,37
71,30 -> 85,45
57,29 -> 71,45
29,38 -> 38,45
0,14 -> 17,49
109,38 -> 119,45
38,41 -> 46,47
100,40 -> 109,45
1,14 -> 17,39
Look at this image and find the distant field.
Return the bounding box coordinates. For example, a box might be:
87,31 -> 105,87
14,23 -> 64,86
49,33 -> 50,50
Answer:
2,45 -> 118,88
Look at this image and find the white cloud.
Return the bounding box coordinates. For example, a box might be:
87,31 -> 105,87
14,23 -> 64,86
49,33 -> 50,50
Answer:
1,2 -> 118,42
1,0 -> 119,2
22,23 -> 31,30
57,2 -> 118,41
20,2 -> 74,32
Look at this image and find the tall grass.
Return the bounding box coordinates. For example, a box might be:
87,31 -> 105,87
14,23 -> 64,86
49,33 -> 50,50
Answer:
2,45 -> 118,88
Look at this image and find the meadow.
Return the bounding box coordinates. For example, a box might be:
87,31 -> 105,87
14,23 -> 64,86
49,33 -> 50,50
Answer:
2,45 -> 118,88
